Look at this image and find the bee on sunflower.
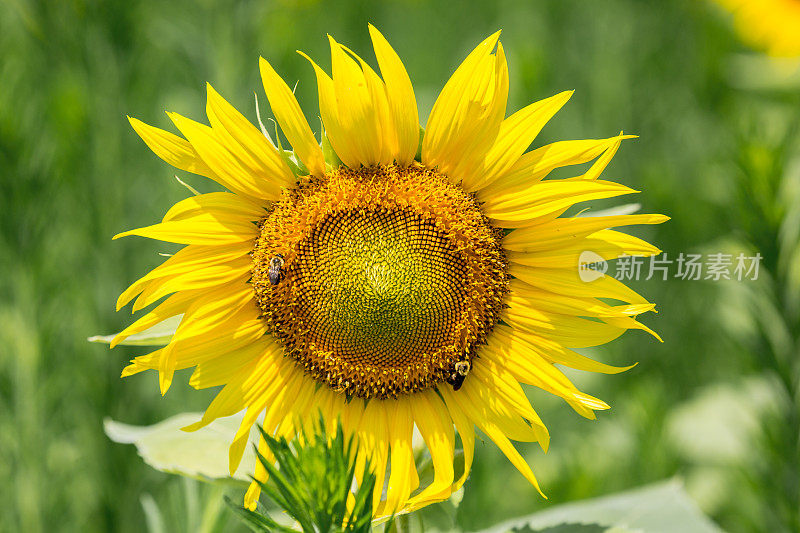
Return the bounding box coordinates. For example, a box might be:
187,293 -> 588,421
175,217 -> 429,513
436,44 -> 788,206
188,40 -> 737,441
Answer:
113,26 -> 666,516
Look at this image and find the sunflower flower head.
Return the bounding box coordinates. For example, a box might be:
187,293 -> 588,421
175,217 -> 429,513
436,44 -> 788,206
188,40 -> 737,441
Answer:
114,25 -> 667,516
714,0 -> 800,57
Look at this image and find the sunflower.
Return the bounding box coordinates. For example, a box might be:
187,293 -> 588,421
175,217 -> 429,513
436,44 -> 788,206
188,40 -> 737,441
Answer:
114,26 -> 666,515
714,0 -> 800,57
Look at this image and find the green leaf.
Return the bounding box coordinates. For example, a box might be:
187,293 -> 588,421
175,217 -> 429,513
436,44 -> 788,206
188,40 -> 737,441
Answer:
321,122 -> 342,168
88,315 -> 181,346
140,493 -> 167,533
282,149 -> 308,177
576,203 -> 641,218
104,411 -> 257,482
666,376 -> 779,465
224,496 -> 294,533
476,480 -> 722,533
512,524 -> 622,533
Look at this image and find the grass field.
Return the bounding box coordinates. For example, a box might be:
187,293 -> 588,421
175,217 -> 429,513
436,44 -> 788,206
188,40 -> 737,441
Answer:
1,0 -> 798,531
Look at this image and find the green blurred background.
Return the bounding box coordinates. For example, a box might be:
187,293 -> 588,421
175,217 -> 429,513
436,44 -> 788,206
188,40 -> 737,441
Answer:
2,0 -> 799,531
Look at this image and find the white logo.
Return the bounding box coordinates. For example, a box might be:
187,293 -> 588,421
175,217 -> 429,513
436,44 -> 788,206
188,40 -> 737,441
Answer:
578,251 -> 607,282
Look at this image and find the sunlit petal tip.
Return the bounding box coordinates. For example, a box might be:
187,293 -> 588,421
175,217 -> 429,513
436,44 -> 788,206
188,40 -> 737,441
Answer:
259,56 -> 326,176
633,321 -> 663,342
109,334 -> 124,349
244,482 -> 260,511
120,363 -> 144,378
165,110 -> 184,127
576,393 -> 611,411
365,26 -> 419,166
159,372 -> 172,396
485,29 -> 502,47
297,50 -> 324,74
180,420 -> 202,432
326,33 -> 338,48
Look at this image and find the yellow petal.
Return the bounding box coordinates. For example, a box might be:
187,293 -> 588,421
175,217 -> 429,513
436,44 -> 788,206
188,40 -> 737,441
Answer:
298,50 -> 360,168
206,83 -> 295,189
569,132 -> 626,181
423,31 -> 506,184
443,383 -> 545,497
385,402 -> 418,513
156,282 -> 257,393
460,366 -> 548,444
133,305 -> 266,377
189,337 -> 279,389
329,36 -> 384,166
437,388 -> 475,492
342,42 -> 397,164
259,57 -> 326,176
368,24 -> 419,165
497,324 -> 635,374
128,116 -> 217,178
508,264 -> 650,305
244,434 -> 270,510
130,260 -> 250,313
407,391 -> 455,505
119,245 -> 252,311
162,192 -> 265,223
478,134 -> 635,200
168,112 -> 283,201
483,180 -> 638,228
113,204 -> 258,246
469,90 -> 574,191
479,422 -> 545,498
485,327 -> 611,415
507,278 -> 655,319
502,297 -> 627,348
506,229 -> 661,268
111,291 -> 196,347
120,350 -> 160,377
182,362 -> 259,432
357,400 -> 389,512
225,358 -> 302,471
503,213 -> 669,252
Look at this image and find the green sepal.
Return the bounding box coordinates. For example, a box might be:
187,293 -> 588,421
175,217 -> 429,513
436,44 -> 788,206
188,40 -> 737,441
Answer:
321,120 -> 343,169
227,415 -> 396,533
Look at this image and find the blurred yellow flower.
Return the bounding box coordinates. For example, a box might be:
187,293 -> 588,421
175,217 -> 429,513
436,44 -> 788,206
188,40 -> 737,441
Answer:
114,26 -> 665,515
715,0 -> 800,57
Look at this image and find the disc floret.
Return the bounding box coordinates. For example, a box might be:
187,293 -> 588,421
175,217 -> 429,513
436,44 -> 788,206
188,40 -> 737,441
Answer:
252,163 -> 508,399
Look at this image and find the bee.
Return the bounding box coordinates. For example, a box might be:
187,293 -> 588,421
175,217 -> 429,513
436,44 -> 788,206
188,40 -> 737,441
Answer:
268,254 -> 285,285
448,360 -> 471,391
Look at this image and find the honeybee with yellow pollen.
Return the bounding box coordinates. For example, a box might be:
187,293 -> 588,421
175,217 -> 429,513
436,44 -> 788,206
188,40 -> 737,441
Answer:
113,25 -> 666,515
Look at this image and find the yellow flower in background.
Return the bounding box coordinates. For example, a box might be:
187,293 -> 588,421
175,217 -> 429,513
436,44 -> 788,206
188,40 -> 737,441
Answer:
114,26 -> 666,515
715,0 -> 800,57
